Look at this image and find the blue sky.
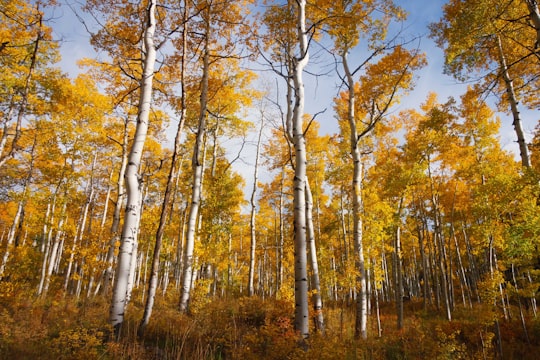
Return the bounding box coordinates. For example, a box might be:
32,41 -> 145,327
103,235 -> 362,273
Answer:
46,0 -> 534,164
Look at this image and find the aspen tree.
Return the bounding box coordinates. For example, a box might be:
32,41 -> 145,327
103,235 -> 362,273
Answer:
248,114 -> 264,296
279,0 -> 311,338
179,9 -> 209,312
431,0 -> 539,168
139,0 -> 189,334
321,0 -> 424,338
110,0 -> 157,337
178,0 -> 255,313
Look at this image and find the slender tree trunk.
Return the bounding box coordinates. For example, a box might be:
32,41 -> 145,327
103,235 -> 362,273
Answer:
40,197 -> 67,295
110,0 -> 157,338
277,168 -> 285,294
526,271 -> 538,317
511,264 -> 530,343
339,188 -> 349,264
175,205 -> 187,288
462,224 -> 480,303
179,15 -> 210,312
102,118 -> 129,295
248,115 -> 264,296
395,225 -> 404,329
374,275 -> 382,337
64,184 -> 95,293
496,34 -> 530,168
342,51 -> 367,340
428,159 -> 452,321
139,1 -> 188,333
452,225 -> 472,308
306,177 -> 324,333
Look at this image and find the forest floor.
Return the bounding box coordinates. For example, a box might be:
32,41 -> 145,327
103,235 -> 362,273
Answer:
1,285 -> 539,359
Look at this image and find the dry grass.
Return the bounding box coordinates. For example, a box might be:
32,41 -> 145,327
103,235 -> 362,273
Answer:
1,285 -> 539,359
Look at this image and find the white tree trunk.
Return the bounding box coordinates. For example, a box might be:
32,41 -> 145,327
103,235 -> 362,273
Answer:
248,116 -> 264,296
290,0 -> 310,339
110,0 -> 157,337
139,1 -> 189,332
306,177 -> 324,333
41,200 -> 66,296
179,18 -> 210,312
496,34 -> 530,168
102,118 -> 129,295
342,51 -> 368,340
64,185 -> 94,293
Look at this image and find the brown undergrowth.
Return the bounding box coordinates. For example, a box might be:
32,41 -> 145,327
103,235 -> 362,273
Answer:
1,285 -> 539,359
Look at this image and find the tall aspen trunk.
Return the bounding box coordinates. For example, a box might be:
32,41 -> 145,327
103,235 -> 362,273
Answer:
395,225 -> 404,329
40,195 -> 66,296
64,183 -> 95,293
496,34 -> 530,168
511,264 -> 530,343
175,205 -> 187,288
289,0 -> 310,339
179,15 -> 210,312
393,198 -> 405,329
90,167 -> 115,296
110,0 -> 156,337
342,51 -> 367,340
462,224 -> 480,303
428,159 -> 452,320
248,116 -> 264,296
68,153 -> 97,294
415,218 -> 426,309
306,178 -> 324,333
452,225 -> 472,308
276,168 -> 285,294
139,1 -> 188,333
102,118 -> 129,295
339,187 -> 349,264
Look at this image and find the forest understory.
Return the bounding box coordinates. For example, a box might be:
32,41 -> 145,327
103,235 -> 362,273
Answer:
1,286 -> 539,359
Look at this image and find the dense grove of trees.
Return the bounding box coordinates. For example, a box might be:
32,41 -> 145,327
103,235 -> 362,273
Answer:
1,0 -> 540,358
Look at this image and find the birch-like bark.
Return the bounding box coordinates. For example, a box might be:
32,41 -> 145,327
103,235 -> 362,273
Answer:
451,225 -> 472,308
342,51 -> 368,340
248,116 -> 264,296
42,200 -> 67,295
110,0 -> 157,337
102,118 -> 129,295
38,199 -> 54,296
512,264 -> 530,343
64,183 -> 95,293
139,0 -> 188,333
305,177 -> 324,333
395,225 -> 404,329
496,34 -> 530,168
179,15 -> 210,312
290,0 -> 310,339
276,168 -> 285,294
